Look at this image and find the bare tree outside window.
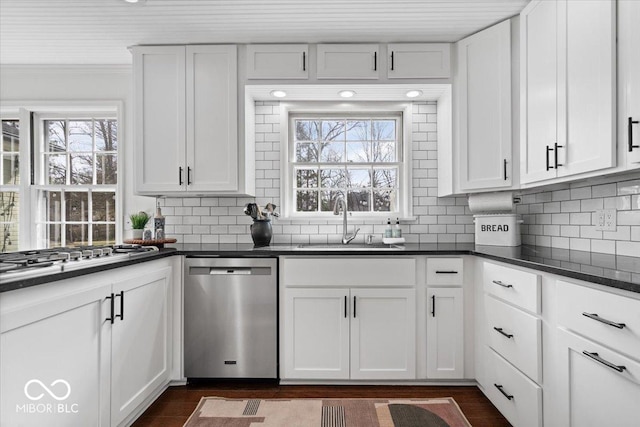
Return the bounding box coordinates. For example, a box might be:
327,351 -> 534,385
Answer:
1,120 -> 20,252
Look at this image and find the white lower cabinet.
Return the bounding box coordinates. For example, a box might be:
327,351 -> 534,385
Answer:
557,329 -> 640,427
283,287 -> 415,380
0,259 -> 174,427
426,287 -> 464,379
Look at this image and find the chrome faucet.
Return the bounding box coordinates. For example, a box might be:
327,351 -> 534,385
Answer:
333,194 -> 360,244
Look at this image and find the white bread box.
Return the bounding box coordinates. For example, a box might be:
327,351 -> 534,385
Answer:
474,214 -> 522,246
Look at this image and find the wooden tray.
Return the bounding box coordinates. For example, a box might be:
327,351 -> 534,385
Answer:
123,238 -> 177,248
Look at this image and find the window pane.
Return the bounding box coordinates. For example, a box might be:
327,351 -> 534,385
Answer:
346,141 -> 370,162
346,120 -> 370,141
295,120 -> 319,141
92,191 -> 116,221
347,190 -> 370,212
295,168 -> 318,188
295,142 -> 318,162
2,120 -> 19,152
372,168 -> 397,188
45,120 -> 66,152
373,190 -> 396,212
44,191 -> 62,222
68,120 -> 93,152
0,191 -> 19,252
320,190 -> 341,212
321,120 -> 345,141
46,154 -> 67,184
320,141 -> 344,162
347,169 -> 371,188
48,223 -> 62,247
296,190 -> 318,212
372,141 -> 396,162
2,154 -> 19,185
320,168 -> 346,188
96,154 -> 117,184
93,224 -> 115,246
66,224 -> 88,246
372,120 -> 395,140
70,153 -> 93,184
95,119 -> 117,151
65,192 -> 88,222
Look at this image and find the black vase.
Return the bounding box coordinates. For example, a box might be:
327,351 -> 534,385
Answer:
250,219 -> 272,247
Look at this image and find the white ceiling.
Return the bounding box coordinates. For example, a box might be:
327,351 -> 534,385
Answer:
0,0 -> 529,65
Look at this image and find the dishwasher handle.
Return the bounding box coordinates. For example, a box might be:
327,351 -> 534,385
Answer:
188,266 -> 272,276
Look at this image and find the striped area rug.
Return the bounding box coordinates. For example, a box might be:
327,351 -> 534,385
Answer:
184,397 -> 472,427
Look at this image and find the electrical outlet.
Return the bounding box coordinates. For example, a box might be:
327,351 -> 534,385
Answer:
595,209 -> 617,231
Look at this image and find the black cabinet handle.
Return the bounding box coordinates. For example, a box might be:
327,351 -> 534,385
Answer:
546,145 -> 553,170
503,159 -> 508,180
493,327 -> 514,339
494,384 -> 514,400
435,270 -> 458,274
344,295 -> 347,318
431,295 -> 435,317
353,296 -> 357,318
373,52 -> 377,71
179,167 -> 183,185
629,117 -> 639,152
492,280 -> 513,288
302,51 -> 306,71
115,291 -> 124,322
555,142 -> 563,168
582,312 -> 626,329
187,167 -> 192,185
582,351 -> 626,373
105,293 -> 115,324
390,51 -> 394,71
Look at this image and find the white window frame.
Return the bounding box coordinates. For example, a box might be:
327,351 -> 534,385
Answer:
280,101 -> 413,219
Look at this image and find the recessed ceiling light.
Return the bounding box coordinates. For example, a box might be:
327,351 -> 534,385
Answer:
124,0 -> 142,3
338,90 -> 356,98
405,90 -> 423,98
270,90 -> 287,98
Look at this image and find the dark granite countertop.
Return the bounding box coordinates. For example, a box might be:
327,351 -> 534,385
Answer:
2,244 -> 639,294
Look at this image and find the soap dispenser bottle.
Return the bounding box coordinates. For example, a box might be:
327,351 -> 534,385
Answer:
384,218 -> 393,238
393,218 -> 402,238
154,200 -> 165,239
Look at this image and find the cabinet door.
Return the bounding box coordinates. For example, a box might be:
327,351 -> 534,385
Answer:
186,45 -> 238,192
111,268 -> 172,426
559,0 -> 615,177
133,45 -> 187,193
0,283 -> 112,427
557,329 -> 640,427
387,43 -> 450,79
283,288 -> 350,379
246,44 -> 308,79
619,0 -> 640,166
520,0 -> 559,184
316,44 -> 379,79
426,288 -> 464,379
350,288 -> 416,380
458,20 -> 512,191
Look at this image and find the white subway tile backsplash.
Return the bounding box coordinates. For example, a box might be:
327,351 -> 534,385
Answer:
570,187 -> 592,200
616,241 -> 640,257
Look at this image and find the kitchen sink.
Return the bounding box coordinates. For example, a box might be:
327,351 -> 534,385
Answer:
295,243 -> 406,251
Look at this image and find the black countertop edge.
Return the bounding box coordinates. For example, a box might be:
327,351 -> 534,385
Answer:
2,244 -> 639,295
0,249 -> 177,293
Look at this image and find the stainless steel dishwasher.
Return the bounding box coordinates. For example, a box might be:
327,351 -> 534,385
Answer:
184,257 -> 277,379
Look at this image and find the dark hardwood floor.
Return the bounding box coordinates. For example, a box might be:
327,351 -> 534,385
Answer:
132,381 -> 511,426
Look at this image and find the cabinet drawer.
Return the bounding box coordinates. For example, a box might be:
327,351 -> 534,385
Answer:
485,295 -> 542,383
483,262 -> 541,313
484,347 -> 542,427
426,258 -> 464,285
557,280 -> 640,359
281,257 -> 416,287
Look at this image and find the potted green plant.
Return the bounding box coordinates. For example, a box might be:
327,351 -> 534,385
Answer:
127,211 -> 150,239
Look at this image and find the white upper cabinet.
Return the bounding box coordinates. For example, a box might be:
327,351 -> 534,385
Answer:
619,0 -> 640,167
316,44 -> 379,79
520,0 -> 615,185
457,19 -> 513,191
133,45 -> 249,196
387,43 -> 451,79
246,44 -> 309,79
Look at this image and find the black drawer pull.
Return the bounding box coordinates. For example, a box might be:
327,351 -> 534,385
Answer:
628,117 -> 639,152
302,51 -> 306,71
494,384 -> 513,400
353,296 -> 357,318
115,291 -> 124,321
435,270 -> 458,274
546,145 -> 553,170
105,293 -> 115,324
373,52 -> 377,71
431,295 -> 435,317
582,351 -> 626,373
493,327 -> 514,339
582,312 -> 626,329
554,142 -> 563,168
178,167 -> 183,185
503,158 -> 508,180
344,295 -> 347,318
492,280 -> 513,288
